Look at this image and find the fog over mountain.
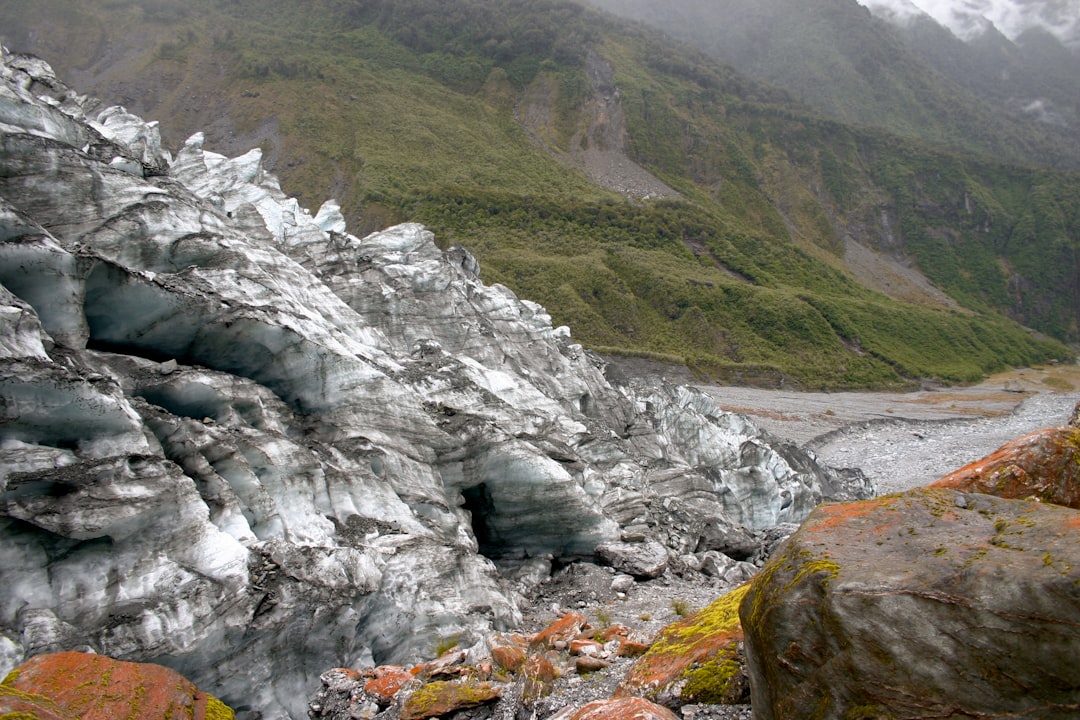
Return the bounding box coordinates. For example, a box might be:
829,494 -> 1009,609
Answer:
861,0 -> 1080,46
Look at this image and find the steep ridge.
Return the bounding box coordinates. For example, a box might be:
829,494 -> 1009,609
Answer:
0,0 -> 1073,388
0,49 -> 870,719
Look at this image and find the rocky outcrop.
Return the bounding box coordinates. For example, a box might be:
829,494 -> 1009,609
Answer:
740,487 -> 1080,720
0,48 -> 868,718
0,651 -> 234,720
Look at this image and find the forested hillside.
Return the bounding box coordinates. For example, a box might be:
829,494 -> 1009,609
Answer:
1,0 -> 1075,388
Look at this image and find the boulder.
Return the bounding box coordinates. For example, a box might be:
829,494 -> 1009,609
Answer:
530,612 -> 588,650
695,518 -> 758,560
551,697 -> 681,720
521,653 -> 558,701
932,425 -> 1080,508
1,651 -> 233,720
491,644 -> 526,674
741,487 -> 1080,720
596,540 -> 670,579
399,679 -> 501,720
617,584 -> 750,707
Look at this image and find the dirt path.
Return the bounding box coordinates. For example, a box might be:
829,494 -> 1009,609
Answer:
699,362 -> 1080,494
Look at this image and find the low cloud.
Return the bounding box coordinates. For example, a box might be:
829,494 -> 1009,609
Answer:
860,0 -> 1080,46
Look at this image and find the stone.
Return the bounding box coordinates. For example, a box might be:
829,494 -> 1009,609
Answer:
569,639 -> 604,656
363,665 -> 414,706
611,573 -> 636,593
575,655 -> 611,673
1,651 -> 233,720
399,679 -> 501,720
741,487 -> 1080,720
521,653 -> 558,701
550,697 -> 681,720
530,612 -> 587,650
491,644 -> 527,674
932,425 -> 1080,508
596,540 -> 670,579
694,518 -> 758,560
617,584 -> 750,707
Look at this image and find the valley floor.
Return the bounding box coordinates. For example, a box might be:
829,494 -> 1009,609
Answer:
699,362 -> 1080,494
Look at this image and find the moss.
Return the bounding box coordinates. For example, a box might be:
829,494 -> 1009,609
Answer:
402,681 -> 499,717
0,713 -> 46,720
204,695 -> 235,720
653,584 -> 750,653
681,647 -> 744,703
1,670 -> 19,686
0,683 -> 65,716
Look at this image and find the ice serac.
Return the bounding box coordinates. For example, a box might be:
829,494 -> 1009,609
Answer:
0,47 -> 869,719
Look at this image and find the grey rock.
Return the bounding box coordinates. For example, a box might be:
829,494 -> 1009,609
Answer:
596,540 -> 670,579
610,573 -> 636,594
742,487 -> 1080,720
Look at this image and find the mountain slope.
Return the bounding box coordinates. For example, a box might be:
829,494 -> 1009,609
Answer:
583,0 -> 1080,170
0,0 -> 1074,387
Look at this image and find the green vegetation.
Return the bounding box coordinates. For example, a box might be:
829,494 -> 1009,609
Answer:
2,0 -> 1075,388
670,599 -> 691,617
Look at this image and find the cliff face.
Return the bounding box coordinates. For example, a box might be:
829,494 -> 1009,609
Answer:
0,48 -> 869,719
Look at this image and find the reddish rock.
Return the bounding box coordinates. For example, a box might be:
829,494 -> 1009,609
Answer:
616,638 -> 651,658
552,696 -> 680,720
596,624 -> 632,642
363,665 -> 414,706
491,644 -> 526,673
617,584 -> 750,707
412,647 -> 468,680
521,653 -> 558,700
399,679 -> 500,720
530,611 -> 587,650
932,425 -> 1080,508
569,638 -> 604,656
741,487 -> 1080,720
1,651 -> 234,720
0,679 -> 76,720
574,656 -> 611,674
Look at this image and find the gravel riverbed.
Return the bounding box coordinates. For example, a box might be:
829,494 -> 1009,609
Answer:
699,362 -> 1080,495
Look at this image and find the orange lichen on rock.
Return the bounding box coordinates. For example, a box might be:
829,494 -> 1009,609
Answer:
490,644 -> 527,674
363,665 -> 414,706
529,612 -> 587,650
804,495 -> 899,534
2,651 -> 234,720
521,653 -> 558,700
933,426 -> 1080,508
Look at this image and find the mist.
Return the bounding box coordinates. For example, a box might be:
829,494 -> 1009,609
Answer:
860,0 -> 1080,45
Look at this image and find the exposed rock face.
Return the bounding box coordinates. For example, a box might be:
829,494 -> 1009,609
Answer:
0,48 -> 868,718
741,487 -> 1080,720
1,651 -> 234,720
